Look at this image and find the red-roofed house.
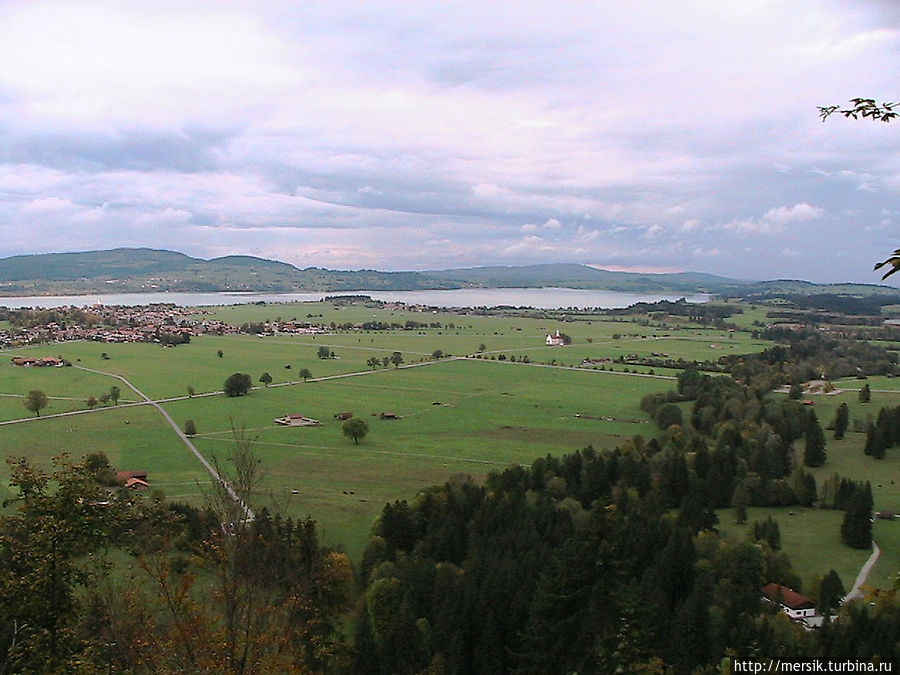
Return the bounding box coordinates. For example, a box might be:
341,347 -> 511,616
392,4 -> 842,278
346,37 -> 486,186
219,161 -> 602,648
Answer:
117,471 -> 150,490
123,477 -> 150,491
761,583 -> 816,620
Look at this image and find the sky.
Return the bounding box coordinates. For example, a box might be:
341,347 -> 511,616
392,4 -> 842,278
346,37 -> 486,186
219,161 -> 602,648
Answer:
0,1 -> 897,284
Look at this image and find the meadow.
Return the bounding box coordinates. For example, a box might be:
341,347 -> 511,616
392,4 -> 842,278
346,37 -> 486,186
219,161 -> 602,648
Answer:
0,299 -> 897,586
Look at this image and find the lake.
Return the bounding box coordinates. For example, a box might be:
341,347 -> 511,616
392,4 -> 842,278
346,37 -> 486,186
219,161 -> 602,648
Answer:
0,288 -> 711,310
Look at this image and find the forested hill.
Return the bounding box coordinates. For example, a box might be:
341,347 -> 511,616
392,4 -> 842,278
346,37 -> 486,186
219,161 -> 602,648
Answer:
0,248 -> 898,299
0,248 -> 459,295
422,264 -> 739,293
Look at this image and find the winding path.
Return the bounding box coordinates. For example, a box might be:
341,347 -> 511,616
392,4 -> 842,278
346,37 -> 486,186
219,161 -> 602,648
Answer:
843,540 -> 881,602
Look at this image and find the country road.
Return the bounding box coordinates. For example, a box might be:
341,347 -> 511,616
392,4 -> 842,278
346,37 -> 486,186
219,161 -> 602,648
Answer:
74,365 -> 255,522
843,540 -> 882,602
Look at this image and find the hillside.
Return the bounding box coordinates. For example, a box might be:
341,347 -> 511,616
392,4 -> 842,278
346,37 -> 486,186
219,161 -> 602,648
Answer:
0,248 -> 457,295
0,248 -> 899,300
423,263 -> 744,293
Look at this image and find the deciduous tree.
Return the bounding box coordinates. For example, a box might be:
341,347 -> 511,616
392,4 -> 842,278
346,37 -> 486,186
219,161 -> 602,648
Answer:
223,373 -> 252,397
23,390 -> 48,417
818,98 -> 897,123
342,417 -> 369,444
0,455 -> 156,672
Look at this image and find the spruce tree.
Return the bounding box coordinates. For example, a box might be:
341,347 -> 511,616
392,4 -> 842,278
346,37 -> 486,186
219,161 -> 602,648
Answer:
864,421 -> 875,455
859,383 -> 871,403
804,411 -> 827,467
833,402 -> 849,440
840,487 -> 873,549
731,481 -> 749,524
818,570 -> 845,615
871,426 -> 887,459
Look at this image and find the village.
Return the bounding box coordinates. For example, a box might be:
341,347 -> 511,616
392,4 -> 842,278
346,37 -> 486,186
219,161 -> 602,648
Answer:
0,299 -> 469,349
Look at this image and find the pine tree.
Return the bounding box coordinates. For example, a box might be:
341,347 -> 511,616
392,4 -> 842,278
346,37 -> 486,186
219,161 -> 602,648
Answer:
804,411 -> 827,467
818,570 -> 846,615
859,383 -> 871,403
840,487 -> 873,549
731,481 -> 750,524
871,426 -> 887,460
864,421 -> 876,455
833,403 -> 849,440
750,516 -> 781,551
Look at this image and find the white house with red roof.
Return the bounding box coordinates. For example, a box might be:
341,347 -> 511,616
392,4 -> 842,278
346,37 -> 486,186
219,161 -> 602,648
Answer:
761,583 -> 816,621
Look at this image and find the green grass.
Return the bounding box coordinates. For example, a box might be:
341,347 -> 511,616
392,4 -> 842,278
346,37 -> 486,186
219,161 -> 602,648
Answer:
0,302 -> 896,580
832,375 -> 900,393
157,358 -> 667,558
0,347 -> 671,560
0,359 -> 124,420
717,507 -> 870,592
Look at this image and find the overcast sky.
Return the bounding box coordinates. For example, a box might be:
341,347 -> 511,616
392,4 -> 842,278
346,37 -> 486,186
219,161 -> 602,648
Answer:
0,1 -> 897,283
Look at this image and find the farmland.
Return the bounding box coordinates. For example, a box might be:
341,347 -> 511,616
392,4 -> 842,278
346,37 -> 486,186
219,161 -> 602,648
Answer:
0,298 -> 897,587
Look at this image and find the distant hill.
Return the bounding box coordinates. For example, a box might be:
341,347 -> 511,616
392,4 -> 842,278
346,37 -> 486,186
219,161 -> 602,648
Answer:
423,264 -> 744,293
0,248 -> 197,282
0,248 -> 898,301
0,248 -> 459,295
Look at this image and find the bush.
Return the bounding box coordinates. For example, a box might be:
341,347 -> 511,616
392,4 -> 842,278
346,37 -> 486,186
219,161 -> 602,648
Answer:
184,420 -> 197,436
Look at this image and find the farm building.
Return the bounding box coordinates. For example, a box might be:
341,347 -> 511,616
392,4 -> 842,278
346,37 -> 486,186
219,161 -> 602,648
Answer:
117,470 -> 150,490
11,356 -> 65,367
275,414 -> 321,427
761,583 -> 817,622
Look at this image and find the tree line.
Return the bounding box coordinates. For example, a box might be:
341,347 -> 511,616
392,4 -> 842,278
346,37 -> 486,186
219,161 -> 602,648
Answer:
354,449 -> 897,672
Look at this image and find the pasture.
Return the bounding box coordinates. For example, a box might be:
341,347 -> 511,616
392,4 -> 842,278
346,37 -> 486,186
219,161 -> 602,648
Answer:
1,299 -> 897,582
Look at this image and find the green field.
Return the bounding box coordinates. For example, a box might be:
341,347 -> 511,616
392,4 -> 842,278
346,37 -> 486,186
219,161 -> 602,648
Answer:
716,506 -> 871,591
1,300 -> 897,584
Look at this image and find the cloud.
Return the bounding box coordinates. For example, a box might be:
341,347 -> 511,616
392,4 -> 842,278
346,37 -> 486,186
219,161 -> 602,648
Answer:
723,203 -> 825,234
642,225 -> 663,239
764,203 -> 824,225
4,128 -> 234,172
0,1 -> 896,283
21,196 -> 74,213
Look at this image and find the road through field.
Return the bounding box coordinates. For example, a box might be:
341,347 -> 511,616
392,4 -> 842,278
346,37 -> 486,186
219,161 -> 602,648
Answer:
73,365 -> 255,521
